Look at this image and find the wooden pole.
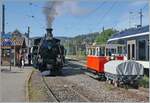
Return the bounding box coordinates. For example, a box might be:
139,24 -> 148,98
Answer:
2,4 -> 5,34
14,45 -> 16,66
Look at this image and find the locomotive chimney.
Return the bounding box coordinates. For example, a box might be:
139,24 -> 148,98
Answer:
46,28 -> 53,40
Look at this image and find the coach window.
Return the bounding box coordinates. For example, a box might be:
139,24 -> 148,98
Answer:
111,48 -> 116,54
118,46 -> 122,55
90,49 -> 92,55
102,47 -> 105,56
93,48 -> 96,55
106,48 -> 111,56
91,48 -> 94,55
99,47 -> 102,56
88,49 -> 90,55
96,48 -> 99,56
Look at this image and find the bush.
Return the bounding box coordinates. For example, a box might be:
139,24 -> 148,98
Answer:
139,75 -> 149,88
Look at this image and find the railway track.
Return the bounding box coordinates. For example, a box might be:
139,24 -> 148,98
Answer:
42,76 -> 90,102
42,76 -> 60,102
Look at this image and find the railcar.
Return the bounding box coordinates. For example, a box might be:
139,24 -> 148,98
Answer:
104,60 -> 143,87
86,44 -> 144,87
86,44 -> 125,79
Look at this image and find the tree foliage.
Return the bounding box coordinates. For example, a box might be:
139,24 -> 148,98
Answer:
59,29 -> 118,55
95,29 -> 117,44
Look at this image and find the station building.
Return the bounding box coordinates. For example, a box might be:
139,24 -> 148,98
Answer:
1,30 -> 27,66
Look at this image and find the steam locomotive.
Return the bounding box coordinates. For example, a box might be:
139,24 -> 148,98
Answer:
32,28 -> 65,75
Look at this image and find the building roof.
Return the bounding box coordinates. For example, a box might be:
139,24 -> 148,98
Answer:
108,25 -> 149,42
12,29 -> 22,37
14,37 -> 26,46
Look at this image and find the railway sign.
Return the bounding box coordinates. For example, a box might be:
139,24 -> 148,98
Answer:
1,33 -> 14,46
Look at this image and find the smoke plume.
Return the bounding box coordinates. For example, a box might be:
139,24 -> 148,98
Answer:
43,1 -> 64,28
43,1 -> 92,28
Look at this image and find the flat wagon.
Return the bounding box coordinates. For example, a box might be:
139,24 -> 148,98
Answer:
104,60 -> 144,87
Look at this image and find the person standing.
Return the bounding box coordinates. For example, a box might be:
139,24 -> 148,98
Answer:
28,53 -> 31,65
21,56 -> 25,69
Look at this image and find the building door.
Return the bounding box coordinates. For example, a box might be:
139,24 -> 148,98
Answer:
127,40 -> 136,60
2,48 -> 11,65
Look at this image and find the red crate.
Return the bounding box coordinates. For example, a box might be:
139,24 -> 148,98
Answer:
116,56 -> 124,60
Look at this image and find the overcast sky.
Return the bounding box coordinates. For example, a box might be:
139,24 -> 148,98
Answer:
2,0 -> 149,37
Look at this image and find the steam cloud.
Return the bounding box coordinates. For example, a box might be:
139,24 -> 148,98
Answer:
43,1 -> 91,28
43,1 -> 63,28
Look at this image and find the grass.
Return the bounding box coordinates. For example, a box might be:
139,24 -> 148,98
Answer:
28,70 -> 49,102
139,75 -> 149,88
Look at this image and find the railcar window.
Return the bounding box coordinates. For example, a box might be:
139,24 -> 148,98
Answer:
128,44 -> 130,60
93,49 -> 95,55
138,40 -> 146,60
99,48 -> 101,56
96,48 -> 99,56
111,48 -> 115,54
117,46 -> 122,54
90,49 -> 92,55
132,44 -> 135,59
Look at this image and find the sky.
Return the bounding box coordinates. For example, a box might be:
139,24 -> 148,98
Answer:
1,0 -> 149,37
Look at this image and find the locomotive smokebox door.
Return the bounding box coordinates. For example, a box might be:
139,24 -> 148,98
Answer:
46,64 -> 53,69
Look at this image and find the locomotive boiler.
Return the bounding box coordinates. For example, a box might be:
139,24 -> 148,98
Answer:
37,28 -> 65,75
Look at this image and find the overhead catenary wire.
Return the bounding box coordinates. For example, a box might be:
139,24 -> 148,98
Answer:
28,2 -> 46,32
81,1 -> 107,19
86,0 -> 118,33
75,0 -> 118,36
97,0 -> 118,28
29,1 -> 107,35
142,3 -> 148,10
112,2 -> 148,31
28,1 -> 148,36
74,1 -> 107,34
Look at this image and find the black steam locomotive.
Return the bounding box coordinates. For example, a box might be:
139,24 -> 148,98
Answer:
33,28 -> 65,75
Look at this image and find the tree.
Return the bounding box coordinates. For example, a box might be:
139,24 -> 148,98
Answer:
95,28 -> 117,44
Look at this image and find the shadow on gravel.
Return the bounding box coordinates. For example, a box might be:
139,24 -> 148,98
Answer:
40,62 -> 86,77
1,69 -> 23,74
62,62 -> 86,77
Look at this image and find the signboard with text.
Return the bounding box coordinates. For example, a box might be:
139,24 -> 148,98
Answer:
1,34 -> 14,46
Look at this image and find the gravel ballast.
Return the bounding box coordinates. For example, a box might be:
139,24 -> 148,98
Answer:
29,61 -> 149,102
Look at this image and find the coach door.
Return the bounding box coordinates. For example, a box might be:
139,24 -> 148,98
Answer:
127,40 -> 136,60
